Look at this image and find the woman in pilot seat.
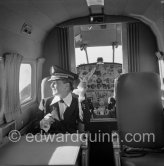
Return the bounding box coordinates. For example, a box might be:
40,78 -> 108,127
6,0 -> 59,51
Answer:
39,66 -> 92,134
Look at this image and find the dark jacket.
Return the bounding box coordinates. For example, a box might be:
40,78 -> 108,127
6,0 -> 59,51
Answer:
41,94 -> 91,133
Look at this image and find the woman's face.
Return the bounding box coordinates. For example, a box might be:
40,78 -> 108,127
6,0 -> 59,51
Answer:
50,80 -> 67,97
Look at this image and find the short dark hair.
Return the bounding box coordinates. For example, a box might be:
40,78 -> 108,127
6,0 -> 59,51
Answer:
97,57 -> 103,63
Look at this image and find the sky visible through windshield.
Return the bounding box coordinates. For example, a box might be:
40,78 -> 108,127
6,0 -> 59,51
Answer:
75,46 -> 123,67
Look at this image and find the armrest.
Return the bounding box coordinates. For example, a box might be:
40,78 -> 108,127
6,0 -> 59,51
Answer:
112,131 -> 121,166
81,132 -> 90,166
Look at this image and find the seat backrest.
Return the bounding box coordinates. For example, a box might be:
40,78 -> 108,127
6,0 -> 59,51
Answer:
41,76 -> 53,99
116,72 -> 164,148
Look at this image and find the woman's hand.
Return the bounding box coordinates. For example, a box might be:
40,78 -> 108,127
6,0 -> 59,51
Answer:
78,81 -> 87,97
40,114 -> 55,132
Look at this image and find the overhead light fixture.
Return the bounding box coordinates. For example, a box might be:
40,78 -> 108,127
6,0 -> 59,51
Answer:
86,0 -> 104,22
90,14 -> 104,23
86,0 -> 104,6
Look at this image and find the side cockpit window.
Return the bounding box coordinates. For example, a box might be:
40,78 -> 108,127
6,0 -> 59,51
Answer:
19,63 -> 32,104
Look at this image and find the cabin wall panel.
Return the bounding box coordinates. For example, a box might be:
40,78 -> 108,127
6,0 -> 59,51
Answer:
0,29 -> 41,59
0,6 -> 46,44
143,0 -> 164,49
16,102 -> 39,131
139,23 -> 159,73
0,2 -> 54,32
0,103 -> 38,139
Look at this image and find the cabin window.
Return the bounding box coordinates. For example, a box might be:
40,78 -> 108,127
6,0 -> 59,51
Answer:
19,63 -> 32,104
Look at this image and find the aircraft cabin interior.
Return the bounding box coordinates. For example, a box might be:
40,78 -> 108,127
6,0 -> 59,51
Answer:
0,0 -> 164,166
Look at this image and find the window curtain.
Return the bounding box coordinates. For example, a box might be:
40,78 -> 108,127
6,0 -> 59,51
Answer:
3,53 -> 23,122
127,22 -> 140,72
57,27 -> 70,70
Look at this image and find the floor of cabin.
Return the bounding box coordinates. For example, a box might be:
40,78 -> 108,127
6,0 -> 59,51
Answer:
89,142 -> 115,166
87,122 -> 117,166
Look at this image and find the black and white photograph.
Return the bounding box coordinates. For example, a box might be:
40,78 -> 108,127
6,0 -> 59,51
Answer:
0,0 -> 164,166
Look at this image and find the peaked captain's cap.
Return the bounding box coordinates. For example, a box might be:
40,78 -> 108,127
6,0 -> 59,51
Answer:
48,65 -> 78,81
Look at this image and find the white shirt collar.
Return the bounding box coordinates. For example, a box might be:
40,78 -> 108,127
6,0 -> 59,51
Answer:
62,92 -> 72,107
50,93 -> 72,107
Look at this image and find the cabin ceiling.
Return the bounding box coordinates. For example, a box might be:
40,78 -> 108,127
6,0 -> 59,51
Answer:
0,0 -> 161,31
0,0 -> 162,46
